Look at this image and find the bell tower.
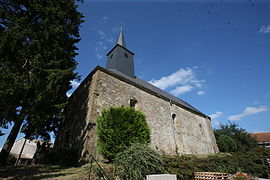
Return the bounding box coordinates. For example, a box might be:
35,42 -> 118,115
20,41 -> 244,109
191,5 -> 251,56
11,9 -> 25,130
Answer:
106,26 -> 135,78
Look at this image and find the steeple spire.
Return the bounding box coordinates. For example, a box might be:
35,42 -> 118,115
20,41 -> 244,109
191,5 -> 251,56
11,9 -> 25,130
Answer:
116,23 -> 126,48
106,23 -> 135,78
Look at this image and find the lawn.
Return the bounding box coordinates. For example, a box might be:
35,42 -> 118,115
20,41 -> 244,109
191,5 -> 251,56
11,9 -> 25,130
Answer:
0,164 -> 92,180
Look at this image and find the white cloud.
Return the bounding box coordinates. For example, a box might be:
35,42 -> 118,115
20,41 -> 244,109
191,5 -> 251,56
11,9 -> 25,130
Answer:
149,68 -> 201,90
228,106 -> 268,121
66,92 -> 72,97
170,85 -> 193,96
97,30 -> 105,38
197,91 -> 205,95
253,100 -> 259,104
209,111 -> 223,128
97,30 -> 113,43
211,119 -> 221,127
148,67 -> 204,96
95,30 -> 114,59
209,111 -> 223,120
95,45 -> 104,59
70,80 -> 80,88
259,25 -> 270,34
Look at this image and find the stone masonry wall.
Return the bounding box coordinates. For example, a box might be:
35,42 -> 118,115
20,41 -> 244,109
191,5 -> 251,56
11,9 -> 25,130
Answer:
55,68 -> 218,162
87,70 -> 218,156
54,71 -> 100,161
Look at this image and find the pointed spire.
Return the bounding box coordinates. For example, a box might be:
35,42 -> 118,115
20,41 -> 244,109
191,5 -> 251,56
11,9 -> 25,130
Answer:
116,22 -> 127,48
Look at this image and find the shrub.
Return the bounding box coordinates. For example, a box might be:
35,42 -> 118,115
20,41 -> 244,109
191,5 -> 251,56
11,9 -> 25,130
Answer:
114,143 -> 166,180
96,107 -> 150,161
164,147 -> 270,179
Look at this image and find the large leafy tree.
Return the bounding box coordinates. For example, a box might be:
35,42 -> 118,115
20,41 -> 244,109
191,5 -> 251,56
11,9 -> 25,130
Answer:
0,0 -> 83,164
214,123 -> 258,152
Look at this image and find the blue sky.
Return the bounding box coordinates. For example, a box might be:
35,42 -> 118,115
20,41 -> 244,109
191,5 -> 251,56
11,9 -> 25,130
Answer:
1,0 -> 270,147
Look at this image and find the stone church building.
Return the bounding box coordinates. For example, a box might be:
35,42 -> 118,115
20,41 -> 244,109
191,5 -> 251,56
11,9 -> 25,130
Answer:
55,27 -> 218,162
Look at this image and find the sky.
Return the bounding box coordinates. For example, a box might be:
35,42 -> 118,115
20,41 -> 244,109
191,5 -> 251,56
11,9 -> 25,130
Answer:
1,0 -> 270,147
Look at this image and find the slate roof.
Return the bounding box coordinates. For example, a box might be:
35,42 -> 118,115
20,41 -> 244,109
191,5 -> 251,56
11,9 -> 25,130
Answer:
71,66 -> 209,119
98,66 -> 208,118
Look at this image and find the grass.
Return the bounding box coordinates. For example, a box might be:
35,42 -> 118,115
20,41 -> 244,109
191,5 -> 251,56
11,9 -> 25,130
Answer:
0,164 -> 91,180
1,147 -> 269,179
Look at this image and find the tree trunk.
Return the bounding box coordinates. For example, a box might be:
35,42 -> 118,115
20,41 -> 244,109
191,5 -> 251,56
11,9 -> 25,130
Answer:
0,118 -> 24,165
15,137 -> 27,166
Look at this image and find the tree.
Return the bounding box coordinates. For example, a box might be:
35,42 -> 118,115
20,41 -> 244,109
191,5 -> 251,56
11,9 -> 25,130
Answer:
0,0 -> 83,164
214,123 -> 257,152
216,134 -> 237,152
96,107 -> 150,162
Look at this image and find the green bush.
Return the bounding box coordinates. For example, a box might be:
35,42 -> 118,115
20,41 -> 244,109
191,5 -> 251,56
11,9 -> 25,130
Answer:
96,107 -> 150,161
164,147 -> 270,179
114,143 -> 166,180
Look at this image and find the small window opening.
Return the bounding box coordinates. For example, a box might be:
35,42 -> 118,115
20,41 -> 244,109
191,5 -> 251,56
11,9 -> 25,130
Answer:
124,52 -> 128,58
172,114 -> 176,121
199,123 -> 202,128
130,98 -> 138,108
110,54 -> 113,59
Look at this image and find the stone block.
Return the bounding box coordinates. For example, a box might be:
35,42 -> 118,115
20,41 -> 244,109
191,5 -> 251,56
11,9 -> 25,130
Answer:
146,174 -> 177,180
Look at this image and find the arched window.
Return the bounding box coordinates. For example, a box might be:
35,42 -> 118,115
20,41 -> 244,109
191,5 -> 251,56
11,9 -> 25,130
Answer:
129,98 -> 138,108
172,113 -> 176,122
172,113 -> 181,132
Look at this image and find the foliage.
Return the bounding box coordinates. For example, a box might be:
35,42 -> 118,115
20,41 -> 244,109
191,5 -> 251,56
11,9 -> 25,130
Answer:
164,147 -> 270,179
217,134 -> 238,152
96,107 -> 150,161
114,143 -> 166,180
83,162 -> 122,180
1,148 -> 269,179
39,148 -> 79,167
214,123 -> 257,152
0,0 -> 83,164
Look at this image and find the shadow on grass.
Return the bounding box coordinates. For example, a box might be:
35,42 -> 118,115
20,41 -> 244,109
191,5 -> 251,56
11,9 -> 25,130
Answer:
0,165 -> 79,179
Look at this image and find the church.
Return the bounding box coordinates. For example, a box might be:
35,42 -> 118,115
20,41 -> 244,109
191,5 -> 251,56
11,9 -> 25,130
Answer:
54,27 -> 219,162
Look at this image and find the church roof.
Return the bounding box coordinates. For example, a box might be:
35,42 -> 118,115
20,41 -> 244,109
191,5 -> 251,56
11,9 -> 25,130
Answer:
73,27 -> 209,119
78,66 -> 209,119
